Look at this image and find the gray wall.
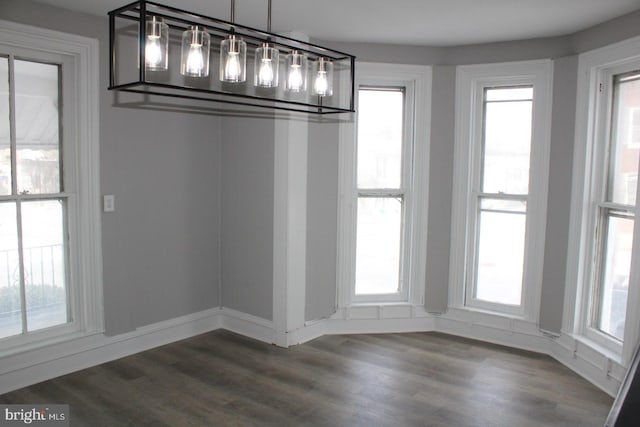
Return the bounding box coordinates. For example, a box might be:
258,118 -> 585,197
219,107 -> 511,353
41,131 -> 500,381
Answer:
305,121 -> 340,321
572,8 -> 640,53
0,0 -> 223,335
220,117 -> 274,321
424,66 -> 456,313
539,55 -> 579,333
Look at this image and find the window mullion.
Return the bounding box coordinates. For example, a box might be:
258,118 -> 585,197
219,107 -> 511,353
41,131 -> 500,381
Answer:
358,189 -> 405,198
477,192 -> 528,201
0,193 -> 71,203
599,201 -> 636,216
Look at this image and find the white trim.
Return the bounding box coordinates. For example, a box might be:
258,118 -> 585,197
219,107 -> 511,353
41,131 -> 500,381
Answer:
220,307 -> 276,344
336,62 -> 431,306
0,20 -> 103,351
437,308 -> 550,352
272,111 -> 309,348
272,32 -> 310,348
449,59 -> 553,321
336,108 -> 357,308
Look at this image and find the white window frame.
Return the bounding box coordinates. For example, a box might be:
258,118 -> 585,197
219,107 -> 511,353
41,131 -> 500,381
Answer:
564,36 -> 640,363
337,62 -> 431,307
449,60 -> 553,320
0,20 -> 102,356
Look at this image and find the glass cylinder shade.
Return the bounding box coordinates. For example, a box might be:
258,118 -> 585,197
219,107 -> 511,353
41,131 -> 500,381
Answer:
180,26 -> 210,77
313,57 -> 333,97
145,16 -> 169,71
254,43 -> 279,88
220,35 -> 247,83
285,51 -> 307,92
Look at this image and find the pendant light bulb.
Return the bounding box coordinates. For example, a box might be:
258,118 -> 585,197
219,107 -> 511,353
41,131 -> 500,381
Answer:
145,16 -> 168,71
180,26 -> 210,77
285,51 -> 307,92
146,38 -> 162,67
312,57 -> 333,97
254,43 -> 279,88
259,58 -> 274,85
186,45 -> 204,74
220,35 -> 247,82
315,71 -> 328,94
226,52 -> 241,80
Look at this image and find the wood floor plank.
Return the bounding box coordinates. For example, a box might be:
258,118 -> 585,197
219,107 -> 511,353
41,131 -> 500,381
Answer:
0,330 -> 612,426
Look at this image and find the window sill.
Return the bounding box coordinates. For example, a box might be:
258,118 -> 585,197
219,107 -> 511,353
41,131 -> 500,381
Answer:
0,327 -> 104,361
349,301 -> 413,307
448,304 -> 527,321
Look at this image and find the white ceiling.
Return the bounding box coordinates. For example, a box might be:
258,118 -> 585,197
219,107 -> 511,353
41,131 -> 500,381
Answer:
33,0 -> 640,46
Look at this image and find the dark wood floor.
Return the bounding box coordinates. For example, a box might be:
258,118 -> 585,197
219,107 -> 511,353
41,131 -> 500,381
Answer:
1,330 -> 612,426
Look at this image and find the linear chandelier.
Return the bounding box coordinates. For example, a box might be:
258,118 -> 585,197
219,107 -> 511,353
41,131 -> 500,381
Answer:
108,0 -> 356,114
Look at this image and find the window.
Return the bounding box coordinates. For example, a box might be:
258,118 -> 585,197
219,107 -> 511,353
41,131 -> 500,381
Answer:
337,63 -> 430,306
565,37 -> 640,363
474,86 -> 533,307
589,72 -> 638,342
450,61 -> 552,319
0,20 -> 101,354
569,57 -> 640,356
0,57 -> 69,339
354,87 -> 409,300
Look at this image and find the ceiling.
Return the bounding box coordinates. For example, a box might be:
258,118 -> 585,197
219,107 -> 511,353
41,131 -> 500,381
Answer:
33,0 -> 640,46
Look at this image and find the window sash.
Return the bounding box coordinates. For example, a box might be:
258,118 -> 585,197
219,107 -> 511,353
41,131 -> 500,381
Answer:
585,70 -> 639,346
466,84 -> 534,314
0,44 -> 79,349
0,53 -> 71,342
467,193 -> 529,314
480,86 -> 533,197
590,208 -> 634,339
352,84 -> 414,302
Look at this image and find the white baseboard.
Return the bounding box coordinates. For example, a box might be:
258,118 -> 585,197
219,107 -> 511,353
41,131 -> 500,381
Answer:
0,304 -> 623,398
435,308 -> 551,354
219,307 -> 275,344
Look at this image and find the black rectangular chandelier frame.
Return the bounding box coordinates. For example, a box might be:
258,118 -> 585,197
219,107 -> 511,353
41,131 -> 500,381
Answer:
108,0 -> 356,114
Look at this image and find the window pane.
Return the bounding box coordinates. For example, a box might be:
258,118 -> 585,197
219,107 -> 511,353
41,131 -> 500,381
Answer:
485,87 -> 533,102
357,89 -> 403,189
0,202 -> 22,339
22,200 -> 68,331
0,57 -> 10,196
596,214 -> 634,340
482,89 -> 532,195
14,60 -> 61,195
475,208 -> 526,305
355,197 -> 402,295
610,76 -> 640,206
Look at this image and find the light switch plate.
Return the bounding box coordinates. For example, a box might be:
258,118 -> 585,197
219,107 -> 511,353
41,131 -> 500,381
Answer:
103,195 -> 115,212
